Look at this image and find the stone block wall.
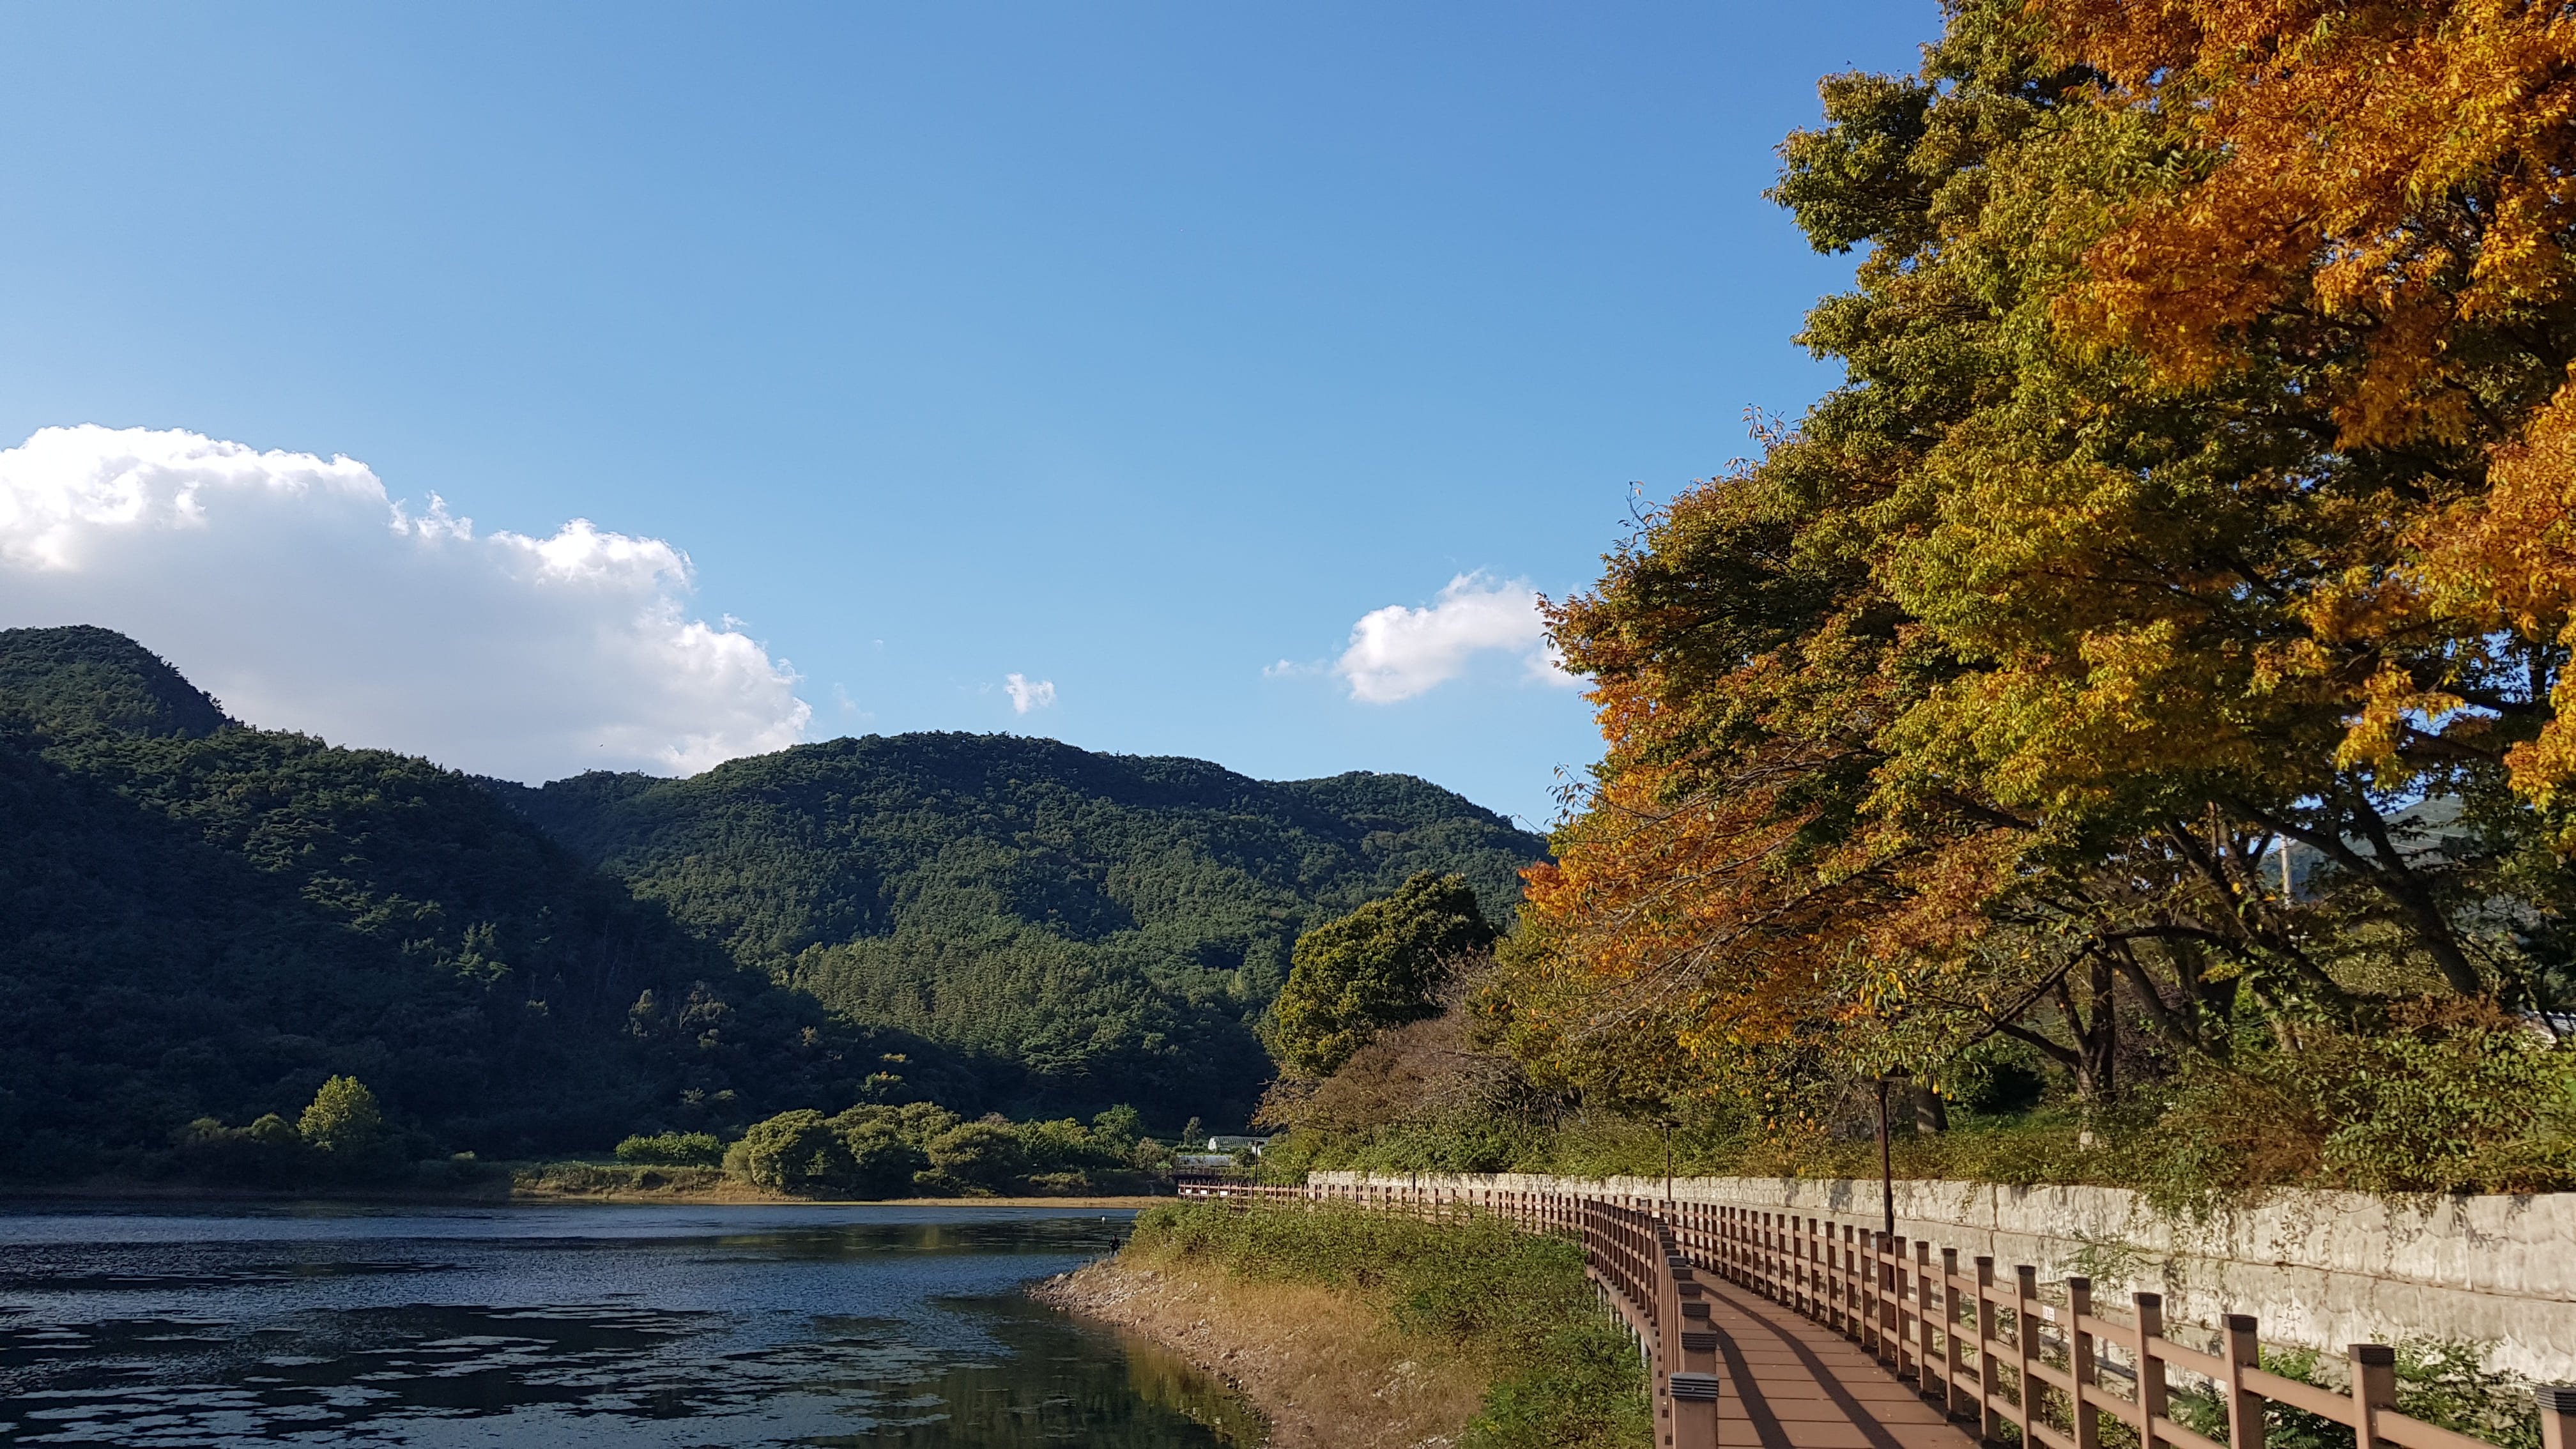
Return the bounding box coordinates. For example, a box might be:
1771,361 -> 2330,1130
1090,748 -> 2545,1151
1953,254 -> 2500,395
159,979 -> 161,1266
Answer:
1310,1170 -> 2576,1383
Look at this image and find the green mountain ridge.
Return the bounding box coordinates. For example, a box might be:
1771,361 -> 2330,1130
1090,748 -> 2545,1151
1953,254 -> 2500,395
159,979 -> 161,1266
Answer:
487,733 -> 1546,1116
0,625 -> 1548,1176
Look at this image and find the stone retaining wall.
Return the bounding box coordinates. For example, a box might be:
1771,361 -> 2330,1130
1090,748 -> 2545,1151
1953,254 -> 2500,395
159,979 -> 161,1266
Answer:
1310,1170 -> 2576,1383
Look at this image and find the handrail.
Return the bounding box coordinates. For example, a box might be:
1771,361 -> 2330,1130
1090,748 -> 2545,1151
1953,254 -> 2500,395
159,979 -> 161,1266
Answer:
1171,1177 -> 2576,1449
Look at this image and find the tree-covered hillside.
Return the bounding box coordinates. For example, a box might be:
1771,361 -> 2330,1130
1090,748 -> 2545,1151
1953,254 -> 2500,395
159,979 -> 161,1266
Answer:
0,627 -> 1549,1176
0,627 -> 972,1177
494,735 -> 1548,1119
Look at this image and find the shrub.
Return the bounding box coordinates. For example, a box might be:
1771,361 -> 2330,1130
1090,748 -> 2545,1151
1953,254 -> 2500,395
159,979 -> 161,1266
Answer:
2141,1001 -> 2576,1206
614,1131 -> 724,1167
726,1103 -> 960,1196
723,1100 -> 1161,1197
731,1109 -> 854,1193
171,1114 -> 309,1185
927,1119 -> 1025,1192
839,1123 -> 928,1198
2172,1342 -> 2542,1449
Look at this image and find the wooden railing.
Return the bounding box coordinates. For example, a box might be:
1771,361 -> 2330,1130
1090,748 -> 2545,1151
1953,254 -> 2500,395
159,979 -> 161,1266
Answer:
1172,1177 -> 2576,1449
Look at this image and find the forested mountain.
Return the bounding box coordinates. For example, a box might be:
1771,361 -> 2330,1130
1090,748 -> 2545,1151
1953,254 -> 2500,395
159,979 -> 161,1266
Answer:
490,734 -> 1547,1117
0,627 -> 967,1178
0,626 -> 1546,1177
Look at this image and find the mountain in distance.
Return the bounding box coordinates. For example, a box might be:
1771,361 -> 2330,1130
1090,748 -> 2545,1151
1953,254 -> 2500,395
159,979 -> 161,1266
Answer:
0,625 -> 920,1177
489,734 -> 1547,1117
0,625 -> 1549,1177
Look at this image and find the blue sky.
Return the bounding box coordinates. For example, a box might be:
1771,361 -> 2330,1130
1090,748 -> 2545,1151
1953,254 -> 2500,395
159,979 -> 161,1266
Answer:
0,1 -> 1931,827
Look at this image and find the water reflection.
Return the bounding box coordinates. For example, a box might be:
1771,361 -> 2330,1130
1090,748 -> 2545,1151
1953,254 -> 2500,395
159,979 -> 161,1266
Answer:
0,1205 -> 1257,1448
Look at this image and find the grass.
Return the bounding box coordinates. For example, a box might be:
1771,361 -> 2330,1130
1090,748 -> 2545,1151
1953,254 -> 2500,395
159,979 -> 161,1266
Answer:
1123,1200 -> 1650,1449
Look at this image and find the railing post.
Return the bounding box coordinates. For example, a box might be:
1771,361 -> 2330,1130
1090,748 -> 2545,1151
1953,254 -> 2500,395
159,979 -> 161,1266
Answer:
2014,1264 -> 2043,1444
1867,1234 -> 1887,1365
1671,1370 -> 1721,1449
1885,1235 -> 1908,1379
1846,1224 -> 1865,1345
2350,1344 -> 2395,1448
1889,1236 -> 1910,1370
1940,1247 -> 1968,1420
1975,1257 -> 2004,1443
2539,1386 -> 2576,1449
2134,1292 -> 2169,1449
2069,1275 -> 2100,1449
1764,1211 -> 1779,1299
2221,1314 -> 2266,1449
1917,1241 -> 1940,1397
1801,1216 -> 1818,1318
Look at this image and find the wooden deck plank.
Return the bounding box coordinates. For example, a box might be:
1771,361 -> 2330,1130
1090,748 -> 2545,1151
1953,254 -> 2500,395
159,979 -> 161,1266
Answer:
1694,1277 -> 1982,1449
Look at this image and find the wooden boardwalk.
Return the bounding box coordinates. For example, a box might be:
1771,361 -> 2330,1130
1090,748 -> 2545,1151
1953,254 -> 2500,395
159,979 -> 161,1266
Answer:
1180,1180 -> 2576,1449
1697,1275 -> 1977,1449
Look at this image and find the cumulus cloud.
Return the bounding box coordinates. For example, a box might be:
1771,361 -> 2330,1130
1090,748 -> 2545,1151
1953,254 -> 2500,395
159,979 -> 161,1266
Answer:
0,424 -> 811,779
1004,673 -> 1056,713
1334,572 -> 1576,703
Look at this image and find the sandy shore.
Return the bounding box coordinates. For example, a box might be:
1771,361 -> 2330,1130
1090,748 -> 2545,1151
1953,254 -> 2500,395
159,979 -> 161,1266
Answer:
1031,1257 -> 1486,1449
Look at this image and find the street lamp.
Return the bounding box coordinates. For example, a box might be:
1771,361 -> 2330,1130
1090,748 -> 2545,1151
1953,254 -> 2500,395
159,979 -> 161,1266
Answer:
1874,1075 -> 1897,1239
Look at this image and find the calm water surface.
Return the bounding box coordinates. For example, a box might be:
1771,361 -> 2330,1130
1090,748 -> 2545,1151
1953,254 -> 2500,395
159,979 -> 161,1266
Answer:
0,1203 -> 1257,1448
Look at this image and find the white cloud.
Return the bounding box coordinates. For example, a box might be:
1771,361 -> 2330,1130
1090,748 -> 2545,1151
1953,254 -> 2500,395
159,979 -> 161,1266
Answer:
0,424 -> 811,779
1004,673 -> 1056,713
1334,571 -> 1577,703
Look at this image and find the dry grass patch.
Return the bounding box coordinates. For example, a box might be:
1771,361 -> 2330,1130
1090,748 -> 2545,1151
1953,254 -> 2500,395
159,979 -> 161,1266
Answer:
1041,1202 -> 1649,1449
1037,1257 -> 1485,1448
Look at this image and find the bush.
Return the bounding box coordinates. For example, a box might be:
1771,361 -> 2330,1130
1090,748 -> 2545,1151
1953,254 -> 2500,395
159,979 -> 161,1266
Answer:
170,1114 -> 309,1185
2173,1342 -> 2542,1449
721,1100 -> 1163,1197
730,1110 -> 853,1193
1128,1201 -> 1648,1449
839,1122 -> 929,1198
927,1119 -> 1025,1193
2137,1001 -> 2576,1208
614,1131 -> 724,1167
724,1103 -> 956,1196
169,1077 -> 408,1186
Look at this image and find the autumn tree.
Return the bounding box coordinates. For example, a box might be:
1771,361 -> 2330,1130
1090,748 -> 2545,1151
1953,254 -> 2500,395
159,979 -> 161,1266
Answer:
1268,873 -> 1498,1078
1515,0 -> 2576,1126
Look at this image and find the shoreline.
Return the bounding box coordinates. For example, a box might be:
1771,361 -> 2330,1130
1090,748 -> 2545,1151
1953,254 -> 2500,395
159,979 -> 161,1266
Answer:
1032,1256 -> 1483,1449
0,1179 -> 1171,1211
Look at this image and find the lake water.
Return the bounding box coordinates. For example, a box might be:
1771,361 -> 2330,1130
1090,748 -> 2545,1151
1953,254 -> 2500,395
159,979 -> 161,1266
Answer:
0,1202 -> 1257,1448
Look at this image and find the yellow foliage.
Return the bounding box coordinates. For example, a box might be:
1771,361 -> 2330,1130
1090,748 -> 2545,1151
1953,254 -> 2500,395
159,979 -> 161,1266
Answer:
2048,0 -> 2576,448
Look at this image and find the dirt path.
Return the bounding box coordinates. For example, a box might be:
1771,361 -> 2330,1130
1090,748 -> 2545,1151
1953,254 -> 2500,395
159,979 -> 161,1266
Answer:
1031,1257 -> 1488,1449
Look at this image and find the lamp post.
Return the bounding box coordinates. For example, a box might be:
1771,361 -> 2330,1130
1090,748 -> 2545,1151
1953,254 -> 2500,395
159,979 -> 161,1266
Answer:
1874,1075 -> 1896,1239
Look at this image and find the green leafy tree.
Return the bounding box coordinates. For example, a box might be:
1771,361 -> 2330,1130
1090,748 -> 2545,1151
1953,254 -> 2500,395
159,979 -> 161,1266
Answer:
731,1109 -> 854,1193
171,1113 -> 309,1185
837,1123 -> 928,1198
1089,1104 -> 1140,1149
298,1077 -> 386,1157
926,1119 -> 1025,1193
244,1113 -> 300,1147
1269,873 -> 1497,1078
614,1131 -> 724,1167
825,1102 -> 951,1197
